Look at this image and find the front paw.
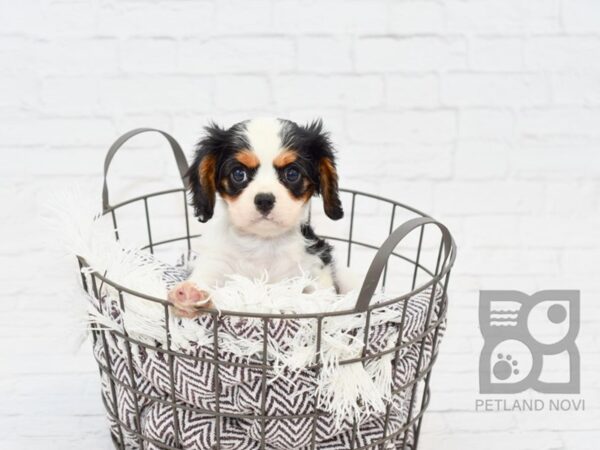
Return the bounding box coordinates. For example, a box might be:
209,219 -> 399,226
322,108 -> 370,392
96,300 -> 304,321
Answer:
168,281 -> 213,318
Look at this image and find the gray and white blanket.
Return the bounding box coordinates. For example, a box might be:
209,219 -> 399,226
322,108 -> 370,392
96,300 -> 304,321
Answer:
89,259 -> 444,450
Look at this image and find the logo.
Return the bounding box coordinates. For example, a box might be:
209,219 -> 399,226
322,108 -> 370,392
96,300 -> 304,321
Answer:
479,290 -> 580,394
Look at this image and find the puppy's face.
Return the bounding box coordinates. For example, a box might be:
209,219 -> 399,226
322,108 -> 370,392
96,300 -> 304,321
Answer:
188,118 -> 343,237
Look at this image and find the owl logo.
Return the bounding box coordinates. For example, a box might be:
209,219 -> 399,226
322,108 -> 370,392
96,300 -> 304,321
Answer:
479,290 -> 580,394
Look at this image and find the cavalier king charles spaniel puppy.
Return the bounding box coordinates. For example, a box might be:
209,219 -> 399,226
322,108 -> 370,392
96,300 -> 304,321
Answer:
168,117 -> 346,318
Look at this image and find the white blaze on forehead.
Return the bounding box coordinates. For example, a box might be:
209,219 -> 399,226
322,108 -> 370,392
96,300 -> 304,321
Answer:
244,117 -> 284,163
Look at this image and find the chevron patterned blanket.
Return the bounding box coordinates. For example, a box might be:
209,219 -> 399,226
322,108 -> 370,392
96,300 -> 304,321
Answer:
89,256 -> 444,450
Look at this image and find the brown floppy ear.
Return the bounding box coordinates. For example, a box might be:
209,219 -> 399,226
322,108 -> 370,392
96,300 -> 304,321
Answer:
319,155 -> 344,220
297,119 -> 344,220
187,123 -> 227,222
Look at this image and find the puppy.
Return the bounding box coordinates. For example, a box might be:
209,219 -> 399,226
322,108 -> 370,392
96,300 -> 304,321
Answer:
168,118 -> 345,318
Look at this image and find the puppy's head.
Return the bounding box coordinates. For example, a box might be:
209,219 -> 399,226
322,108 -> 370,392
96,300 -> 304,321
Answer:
187,117 -> 343,237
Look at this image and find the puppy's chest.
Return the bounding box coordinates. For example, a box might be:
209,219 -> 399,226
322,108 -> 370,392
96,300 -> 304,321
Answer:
226,241 -> 320,282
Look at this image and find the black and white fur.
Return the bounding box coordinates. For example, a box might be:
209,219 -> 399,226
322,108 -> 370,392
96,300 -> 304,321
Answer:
168,117 -> 347,317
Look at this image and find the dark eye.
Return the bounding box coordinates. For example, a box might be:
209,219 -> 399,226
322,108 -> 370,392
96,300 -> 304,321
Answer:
231,167 -> 248,184
284,166 -> 301,183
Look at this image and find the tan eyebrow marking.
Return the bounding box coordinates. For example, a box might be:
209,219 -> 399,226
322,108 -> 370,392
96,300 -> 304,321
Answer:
273,149 -> 298,168
235,149 -> 260,168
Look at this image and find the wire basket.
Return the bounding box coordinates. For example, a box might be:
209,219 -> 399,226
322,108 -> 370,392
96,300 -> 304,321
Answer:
77,128 -> 456,450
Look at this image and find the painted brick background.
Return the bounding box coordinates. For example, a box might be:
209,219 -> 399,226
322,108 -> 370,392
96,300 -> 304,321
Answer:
1,0 -> 599,449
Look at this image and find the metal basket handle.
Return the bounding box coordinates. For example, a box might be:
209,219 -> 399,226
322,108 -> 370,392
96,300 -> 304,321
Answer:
102,128 -> 189,212
353,217 -> 453,313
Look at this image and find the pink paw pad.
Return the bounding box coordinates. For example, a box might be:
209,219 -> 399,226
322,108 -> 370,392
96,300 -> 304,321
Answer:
168,281 -> 213,318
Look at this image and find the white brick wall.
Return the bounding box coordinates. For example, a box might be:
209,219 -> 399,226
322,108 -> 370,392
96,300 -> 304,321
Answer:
1,0 -> 599,448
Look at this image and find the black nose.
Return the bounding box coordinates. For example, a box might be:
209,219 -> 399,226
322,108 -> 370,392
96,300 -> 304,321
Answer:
254,193 -> 275,214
